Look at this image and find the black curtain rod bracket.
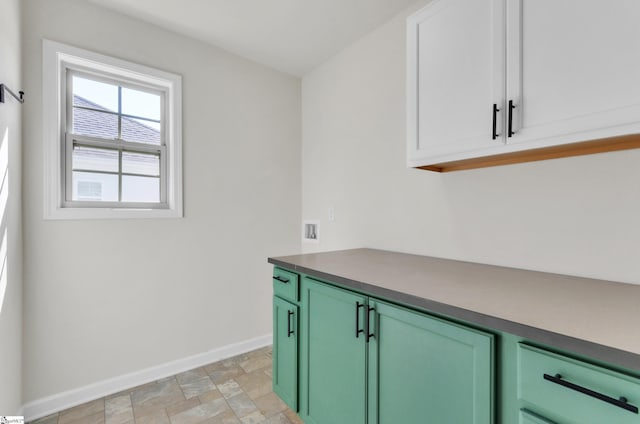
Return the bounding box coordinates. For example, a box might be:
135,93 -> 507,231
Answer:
0,84 -> 25,104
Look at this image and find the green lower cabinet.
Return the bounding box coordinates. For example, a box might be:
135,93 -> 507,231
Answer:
273,267 -> 640,424
273,296 -> 298,411
299,277 -> 494,424
367,300 -> 494,424
300,278 -> 368,424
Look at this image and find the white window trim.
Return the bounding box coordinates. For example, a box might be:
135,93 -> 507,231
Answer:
43,39 -> 183,219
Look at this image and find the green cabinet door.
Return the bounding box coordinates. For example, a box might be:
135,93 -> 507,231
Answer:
301,278 -> 367,424
367,300 -> 494,424
273,296 -> 298,410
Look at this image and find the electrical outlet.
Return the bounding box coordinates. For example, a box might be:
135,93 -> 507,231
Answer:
328,207 -> 335,222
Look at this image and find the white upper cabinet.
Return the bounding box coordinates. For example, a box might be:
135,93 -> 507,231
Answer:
407,0 -> 506,167
408,0 -> 640,170
507,0 -> 640,147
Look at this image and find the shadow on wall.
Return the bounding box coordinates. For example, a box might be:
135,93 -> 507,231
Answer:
0,127 -> 9,315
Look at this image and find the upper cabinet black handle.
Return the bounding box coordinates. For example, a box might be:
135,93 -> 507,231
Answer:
543,373 -> 638,414
508,100 -> 516,138
273,276 -> 289,284
287,310 -> 294,337
492,103 -> 500,140
355,302 -> 365,338
366,306 -> 375,343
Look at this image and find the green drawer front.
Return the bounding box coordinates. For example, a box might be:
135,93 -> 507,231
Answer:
518,344 -> 640,424
273,268 -> 299,302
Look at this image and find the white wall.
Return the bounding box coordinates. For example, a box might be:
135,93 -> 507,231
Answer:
302,0 -> 640,285
0,0 -> 23,414
22,0 -> 300,403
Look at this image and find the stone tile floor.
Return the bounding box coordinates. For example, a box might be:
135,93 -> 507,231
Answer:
30,346 -> 303,424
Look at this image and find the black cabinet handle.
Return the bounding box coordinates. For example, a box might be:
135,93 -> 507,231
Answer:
287,310 -> 294,337
366,306 -> 375,343
273,276 -> 289,284
492,103 -> 500,140
543,373 -> 638,414
356,302 -> 365,338
508,100 -> 516,137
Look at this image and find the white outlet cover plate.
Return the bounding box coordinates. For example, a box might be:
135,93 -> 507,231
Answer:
302,220 -> 320,244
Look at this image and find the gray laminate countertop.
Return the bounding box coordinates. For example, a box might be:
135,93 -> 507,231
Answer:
268,248 -> 640,372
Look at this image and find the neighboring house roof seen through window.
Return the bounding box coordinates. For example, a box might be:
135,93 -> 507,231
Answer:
73,94 -> 160,144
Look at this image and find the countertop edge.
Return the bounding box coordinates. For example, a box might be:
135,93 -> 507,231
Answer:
268,256 -> 640,372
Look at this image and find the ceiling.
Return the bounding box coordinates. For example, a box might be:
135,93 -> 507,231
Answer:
88,0 -> 419,77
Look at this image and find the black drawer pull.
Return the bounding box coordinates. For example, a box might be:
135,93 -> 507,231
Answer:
273,276 -> 289,284
287,310 -> 294,337
492,103 -> 500,140
543,373 -> 638,414
355,302 -> 364,338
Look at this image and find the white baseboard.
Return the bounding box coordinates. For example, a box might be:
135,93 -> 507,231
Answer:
22,334 -> 272,421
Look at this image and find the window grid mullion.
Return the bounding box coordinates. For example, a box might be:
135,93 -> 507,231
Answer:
118,149 -> 123,202
117,85 -> 122,203
71,169 -> 160,179
117,85 -> 123,139
71,169 -> 120,177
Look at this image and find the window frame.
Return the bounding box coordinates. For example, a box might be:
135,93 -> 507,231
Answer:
65,70 -> 167,209
43,39 -> 183,219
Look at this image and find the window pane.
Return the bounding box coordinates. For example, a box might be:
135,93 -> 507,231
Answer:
72,171 -> 118,201
73,107 -> 119,139
72,145 -> 119,173
73,76 -> 118,112
122,151 -> 160,176
121,117 -> 161,144
122,175 -> 160,202
122,87 -> 160,121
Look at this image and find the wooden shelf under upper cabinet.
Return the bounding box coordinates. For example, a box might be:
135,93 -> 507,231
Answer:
417,134 -> 640,173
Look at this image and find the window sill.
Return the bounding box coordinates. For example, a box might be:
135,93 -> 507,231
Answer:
43,206 -> 183,220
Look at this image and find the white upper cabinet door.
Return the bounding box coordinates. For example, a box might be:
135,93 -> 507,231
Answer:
506,0 -> 640,148
407,0 -> 506,166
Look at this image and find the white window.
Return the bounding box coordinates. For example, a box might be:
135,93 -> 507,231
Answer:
43,40 -> 183,219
